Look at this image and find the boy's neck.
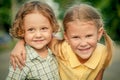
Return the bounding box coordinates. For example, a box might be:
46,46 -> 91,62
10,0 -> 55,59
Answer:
26,43 -> 49,58
35,47 -> 48,58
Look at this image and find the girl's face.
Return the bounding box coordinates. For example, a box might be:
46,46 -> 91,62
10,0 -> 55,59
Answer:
64,20 -> 103,62
23,12 -> 53,52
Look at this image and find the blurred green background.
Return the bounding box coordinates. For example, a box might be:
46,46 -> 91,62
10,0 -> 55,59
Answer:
0,0 -> 120,80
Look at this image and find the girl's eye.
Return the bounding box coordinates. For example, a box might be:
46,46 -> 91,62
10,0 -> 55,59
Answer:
86,34 -> 92,37
72,36 -> 79,39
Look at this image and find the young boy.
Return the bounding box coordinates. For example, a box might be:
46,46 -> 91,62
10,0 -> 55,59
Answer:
6,1 -> 60,80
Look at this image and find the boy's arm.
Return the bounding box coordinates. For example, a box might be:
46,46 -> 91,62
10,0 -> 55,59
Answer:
10,39 -> 26,70
95,68 -> 105,80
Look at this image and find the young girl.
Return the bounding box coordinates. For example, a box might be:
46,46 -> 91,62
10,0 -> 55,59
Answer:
6,1 -> 60,80
10,3 -> 113,80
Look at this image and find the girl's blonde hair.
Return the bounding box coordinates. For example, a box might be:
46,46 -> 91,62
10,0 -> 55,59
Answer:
10,1 -> 59,39
63,3 -> 113,67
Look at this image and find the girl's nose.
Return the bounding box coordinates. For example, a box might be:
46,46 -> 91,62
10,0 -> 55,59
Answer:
79,39 -> 87,47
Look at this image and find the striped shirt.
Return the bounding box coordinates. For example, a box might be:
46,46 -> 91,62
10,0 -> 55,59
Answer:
6,45 -> 60,80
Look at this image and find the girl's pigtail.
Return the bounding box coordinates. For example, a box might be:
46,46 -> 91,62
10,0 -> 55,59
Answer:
103,31 -> 114,68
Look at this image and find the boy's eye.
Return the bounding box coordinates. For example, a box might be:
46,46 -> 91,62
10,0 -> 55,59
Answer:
41,27 -> 48,31
27,28 -> 34,32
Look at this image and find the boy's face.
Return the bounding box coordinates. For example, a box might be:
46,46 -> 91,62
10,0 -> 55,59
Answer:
64,20 -> 103,62
23,12 -> 53,52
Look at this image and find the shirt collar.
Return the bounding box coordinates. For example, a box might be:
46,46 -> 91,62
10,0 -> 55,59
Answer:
25,45 -> 53,61
64,42 -> 81,68
84,43 -> 105,69
25,45 -> 39,60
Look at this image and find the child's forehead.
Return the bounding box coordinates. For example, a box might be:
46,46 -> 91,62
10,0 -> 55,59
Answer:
65,20 -> 98,32
66,19 -> 96,26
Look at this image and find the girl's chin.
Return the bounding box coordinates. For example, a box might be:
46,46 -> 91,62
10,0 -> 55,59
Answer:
81,56 -> 90,60
77,52 -> 92,59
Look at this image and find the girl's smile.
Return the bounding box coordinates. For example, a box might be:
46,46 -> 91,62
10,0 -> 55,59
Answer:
64,20 -> 103,62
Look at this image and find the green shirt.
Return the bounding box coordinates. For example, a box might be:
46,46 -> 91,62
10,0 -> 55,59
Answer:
6,45 -> 60,80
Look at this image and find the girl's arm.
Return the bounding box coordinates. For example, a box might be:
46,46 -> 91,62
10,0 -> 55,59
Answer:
10,39 -> 26,70
10,38 -> 57,70
95,68 -> 105,80
48,33 -> 64,56
10,32 -> 63,70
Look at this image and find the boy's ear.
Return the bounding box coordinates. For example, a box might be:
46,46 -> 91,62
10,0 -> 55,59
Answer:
98,27 -> 104,41
21,33 -> 25,39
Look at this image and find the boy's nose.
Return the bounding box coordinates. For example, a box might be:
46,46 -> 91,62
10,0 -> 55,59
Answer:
35,31 -> 42,37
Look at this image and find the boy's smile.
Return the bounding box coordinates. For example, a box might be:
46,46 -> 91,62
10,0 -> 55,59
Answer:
23,12 -> 53,53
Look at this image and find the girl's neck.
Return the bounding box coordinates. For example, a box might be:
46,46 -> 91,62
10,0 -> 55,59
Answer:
77,55 -> 89,64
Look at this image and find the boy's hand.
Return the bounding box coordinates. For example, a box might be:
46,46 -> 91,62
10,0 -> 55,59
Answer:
10,40 -> 26,70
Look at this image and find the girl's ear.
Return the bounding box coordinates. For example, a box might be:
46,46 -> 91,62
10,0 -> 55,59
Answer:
98,27 -> 104,41
64,32 -> 69,42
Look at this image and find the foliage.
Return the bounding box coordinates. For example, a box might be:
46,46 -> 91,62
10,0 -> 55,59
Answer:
0,0 -> 11,33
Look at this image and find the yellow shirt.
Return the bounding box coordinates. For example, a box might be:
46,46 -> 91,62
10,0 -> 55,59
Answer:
52,41 -> 108,80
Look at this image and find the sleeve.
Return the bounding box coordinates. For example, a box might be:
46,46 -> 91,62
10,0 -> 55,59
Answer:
6,63 -> 29,80
50,38 -> 63,56
53,40 -> 71,60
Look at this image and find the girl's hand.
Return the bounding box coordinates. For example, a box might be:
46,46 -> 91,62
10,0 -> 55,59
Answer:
10,40 -> 26,70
